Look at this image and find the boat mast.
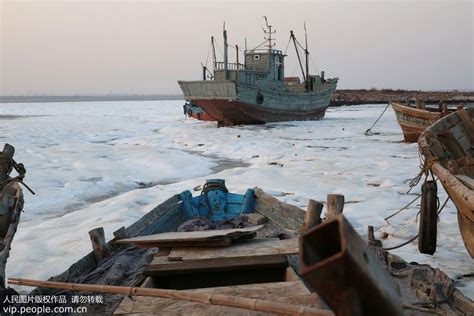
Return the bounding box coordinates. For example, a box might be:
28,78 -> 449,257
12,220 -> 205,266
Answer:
211,36 -> 217,70
236,44 -> 239,81
223,23 -> 229,80
263,16 -> 276,50
304,22 -> 310,91
290,31 -> 306,83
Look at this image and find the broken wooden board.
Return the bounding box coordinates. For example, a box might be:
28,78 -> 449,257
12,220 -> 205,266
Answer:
117,225 -> 263,248
253,188 -> 305,230
165,238 -> 298,262
114,280 -> 324,315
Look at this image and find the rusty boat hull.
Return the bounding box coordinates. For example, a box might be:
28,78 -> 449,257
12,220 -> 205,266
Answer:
419,107 -> 474,257
179,80 -> 337,126
193,98 -> 327,125
391,102 -> 446,142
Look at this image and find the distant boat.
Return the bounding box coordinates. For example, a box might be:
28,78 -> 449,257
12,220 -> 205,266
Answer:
178,18 -> 338,127
419,108 -> 474,257
391,100 -> 460,143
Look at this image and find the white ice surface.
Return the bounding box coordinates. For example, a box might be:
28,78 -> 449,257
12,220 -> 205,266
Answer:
1,101 -> 472,298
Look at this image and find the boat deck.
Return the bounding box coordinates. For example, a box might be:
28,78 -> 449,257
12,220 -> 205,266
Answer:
114,237 -> 324,315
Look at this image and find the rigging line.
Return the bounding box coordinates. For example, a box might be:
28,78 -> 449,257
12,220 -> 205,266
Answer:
383,234 -> 419,251
384,193 -> 422,222
309,54 -> 320,75
294,37 -> 307,52
364,103 -> 390,135
214,41 -> 224,60
204,40 -> 212,68
283,35 -> 292,55
251,39 -> 269,51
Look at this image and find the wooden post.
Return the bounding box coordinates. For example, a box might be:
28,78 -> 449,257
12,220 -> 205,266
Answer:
441,102 -> 449,115
415,98 -> 422,109
457,103 -> 464,111
326,194 -> 344,218
113,226 -> 130,249
301,199 -> 323,232
88,227 -> 109,263
367,226 -> 375,242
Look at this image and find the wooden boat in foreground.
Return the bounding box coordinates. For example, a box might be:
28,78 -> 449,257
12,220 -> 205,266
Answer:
7,179 -> 473,315
391,101 -> 459,143
419,108 -> 474,258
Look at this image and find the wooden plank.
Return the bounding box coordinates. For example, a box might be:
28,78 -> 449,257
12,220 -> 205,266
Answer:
118,225 -> 263,248
144,254 -> 288,276
254,188 -> 304,230
114,280 -> 324,315
450,124 -> 471,153
166,238 -> 298,262
133,238 -> 232,248
457,109 -> 474,143
455,174 -> 474,190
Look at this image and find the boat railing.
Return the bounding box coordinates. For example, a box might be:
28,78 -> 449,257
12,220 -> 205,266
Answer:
244,48 -> 283,55
214,62 -> 245,71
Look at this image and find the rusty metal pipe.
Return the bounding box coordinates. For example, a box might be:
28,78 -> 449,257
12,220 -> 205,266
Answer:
299,215 -> 403,316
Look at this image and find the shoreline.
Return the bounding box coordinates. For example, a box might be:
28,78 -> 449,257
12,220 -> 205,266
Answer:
1,89 -> 473,105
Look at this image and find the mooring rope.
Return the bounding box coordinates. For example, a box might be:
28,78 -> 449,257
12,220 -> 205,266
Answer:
364,103 -> 390,135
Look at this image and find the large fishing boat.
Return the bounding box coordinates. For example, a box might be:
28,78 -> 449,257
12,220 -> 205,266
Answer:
178,18 -> 338,127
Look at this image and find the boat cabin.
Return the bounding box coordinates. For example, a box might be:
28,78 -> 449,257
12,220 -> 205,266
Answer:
214,48 -> 285,85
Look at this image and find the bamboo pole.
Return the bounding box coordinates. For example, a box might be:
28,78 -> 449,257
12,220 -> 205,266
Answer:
8,278 -> 334,316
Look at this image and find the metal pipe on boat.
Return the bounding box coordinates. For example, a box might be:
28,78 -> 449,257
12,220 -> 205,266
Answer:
299,215 -> 403,316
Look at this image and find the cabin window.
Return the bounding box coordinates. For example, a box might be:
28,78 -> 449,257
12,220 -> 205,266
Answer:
253,54 -> 260,61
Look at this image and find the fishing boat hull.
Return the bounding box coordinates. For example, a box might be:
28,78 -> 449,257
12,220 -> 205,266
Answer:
179,80 -> 337,126
391,101 -> 444,142
419,108 -> 474,257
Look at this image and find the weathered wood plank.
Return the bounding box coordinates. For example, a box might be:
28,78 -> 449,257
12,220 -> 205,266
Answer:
165,238 -> 298,262
253,188 -> 305,230
118,226 -> 263,248
144,254 -> 288,276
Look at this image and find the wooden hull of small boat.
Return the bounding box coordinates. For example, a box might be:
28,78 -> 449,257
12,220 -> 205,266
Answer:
391,102 -> 444,143
419,107 -> 474,257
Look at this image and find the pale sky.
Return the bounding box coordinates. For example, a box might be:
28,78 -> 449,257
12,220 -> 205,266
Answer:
1,0 -> 473,95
